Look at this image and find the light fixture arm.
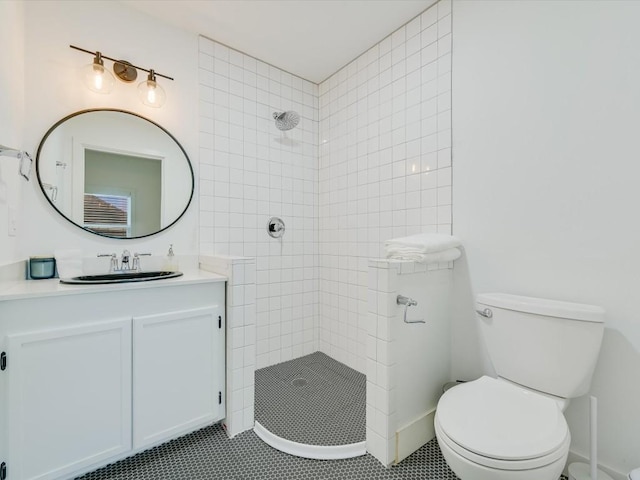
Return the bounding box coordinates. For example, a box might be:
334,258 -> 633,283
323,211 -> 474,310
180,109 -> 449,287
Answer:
70,45 -> 174,81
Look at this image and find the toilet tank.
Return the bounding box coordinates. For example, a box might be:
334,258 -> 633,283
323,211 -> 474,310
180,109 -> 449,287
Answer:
477,293 -> 605,399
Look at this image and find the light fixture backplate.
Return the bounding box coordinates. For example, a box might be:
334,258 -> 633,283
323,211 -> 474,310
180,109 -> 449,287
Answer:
113,61 -> 138,83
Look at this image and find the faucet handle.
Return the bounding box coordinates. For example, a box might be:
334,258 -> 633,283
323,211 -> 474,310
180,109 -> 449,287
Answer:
98,253 -> 117,272
132,252 -> 151,272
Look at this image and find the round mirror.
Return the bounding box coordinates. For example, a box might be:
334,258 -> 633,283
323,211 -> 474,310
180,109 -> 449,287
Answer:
36,109 -> 194,239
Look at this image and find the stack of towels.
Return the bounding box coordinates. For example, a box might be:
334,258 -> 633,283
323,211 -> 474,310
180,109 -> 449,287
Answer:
384,233 -> 462,264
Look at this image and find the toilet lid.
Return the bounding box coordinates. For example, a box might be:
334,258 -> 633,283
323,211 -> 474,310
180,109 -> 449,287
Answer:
437,376 -> 569,461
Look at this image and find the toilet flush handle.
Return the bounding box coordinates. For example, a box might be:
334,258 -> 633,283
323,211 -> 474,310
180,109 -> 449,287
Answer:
476,308 -> 493,318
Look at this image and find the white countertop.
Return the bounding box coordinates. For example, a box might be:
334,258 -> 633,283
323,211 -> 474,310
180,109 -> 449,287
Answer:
0,269 -> 226,302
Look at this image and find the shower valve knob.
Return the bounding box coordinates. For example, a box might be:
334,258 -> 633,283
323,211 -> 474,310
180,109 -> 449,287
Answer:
267,217 -> 285,238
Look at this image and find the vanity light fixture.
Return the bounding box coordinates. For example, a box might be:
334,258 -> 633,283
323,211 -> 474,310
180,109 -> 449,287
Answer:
70,45 -> 173,108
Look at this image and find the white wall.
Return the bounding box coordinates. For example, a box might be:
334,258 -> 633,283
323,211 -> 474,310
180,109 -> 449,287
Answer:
198,37 -> 319,368
318,0 -> 453,374
19,1 -> 199,260
453,0 -> 640,475
0,1 -> 25,265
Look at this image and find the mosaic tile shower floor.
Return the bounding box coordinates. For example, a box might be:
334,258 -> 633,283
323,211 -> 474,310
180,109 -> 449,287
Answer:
255,351 -> 365,446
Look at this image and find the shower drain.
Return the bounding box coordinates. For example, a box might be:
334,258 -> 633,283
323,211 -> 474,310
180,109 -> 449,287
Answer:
292,378 -> 308,387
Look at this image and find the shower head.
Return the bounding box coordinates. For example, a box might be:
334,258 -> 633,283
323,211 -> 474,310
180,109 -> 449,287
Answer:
273,111 -> 300,131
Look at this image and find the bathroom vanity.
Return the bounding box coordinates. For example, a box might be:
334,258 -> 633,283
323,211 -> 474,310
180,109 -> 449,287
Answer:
0,272 -> 226,480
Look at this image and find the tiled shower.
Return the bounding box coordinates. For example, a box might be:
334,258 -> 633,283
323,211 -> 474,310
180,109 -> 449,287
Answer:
318,1 -> 453,373
198,0 -> 453,440
197,38 -> 321,371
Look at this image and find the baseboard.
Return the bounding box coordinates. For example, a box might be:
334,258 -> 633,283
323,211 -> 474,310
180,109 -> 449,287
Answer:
395,408 -> 436,464
565,450 -> 627,480
254,421 -> 366,460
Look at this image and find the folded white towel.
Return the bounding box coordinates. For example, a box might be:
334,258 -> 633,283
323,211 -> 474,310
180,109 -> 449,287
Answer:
54,249 -> 83,278
384,233 -> 462,254
386,247 -> 462,264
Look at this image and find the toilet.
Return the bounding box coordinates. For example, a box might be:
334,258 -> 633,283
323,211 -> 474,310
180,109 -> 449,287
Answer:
435,293 -> 605,480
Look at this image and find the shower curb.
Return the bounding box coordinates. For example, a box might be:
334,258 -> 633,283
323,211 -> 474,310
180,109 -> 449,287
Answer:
254,421 -> 366,460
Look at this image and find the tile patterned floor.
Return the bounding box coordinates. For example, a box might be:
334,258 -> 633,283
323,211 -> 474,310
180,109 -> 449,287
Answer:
255,351 -> 365,446
77,350 -> 570,480
78,423 -> 571,480
77,423 -> 459,479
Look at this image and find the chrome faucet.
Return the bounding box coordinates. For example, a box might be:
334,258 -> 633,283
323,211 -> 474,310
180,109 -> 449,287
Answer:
98,250 -> 151,273
120,250 -> 131,271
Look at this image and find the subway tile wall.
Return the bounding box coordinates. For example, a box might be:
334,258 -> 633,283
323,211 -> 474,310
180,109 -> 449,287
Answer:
198,37 -> 320,370
198,0 -> 453,382
318,1 -> 453,374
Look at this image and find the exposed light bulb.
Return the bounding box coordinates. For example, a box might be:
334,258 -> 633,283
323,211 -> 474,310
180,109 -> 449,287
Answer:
82,52 -> 115,94
147,84 -> 156,104
137,70 -> 166,108
93,65 -> 104,90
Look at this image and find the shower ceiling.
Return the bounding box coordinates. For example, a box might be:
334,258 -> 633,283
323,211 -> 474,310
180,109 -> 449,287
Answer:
119,0 -> 436,83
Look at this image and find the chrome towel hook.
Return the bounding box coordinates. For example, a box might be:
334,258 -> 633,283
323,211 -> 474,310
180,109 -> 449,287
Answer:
0,145 -> 33,181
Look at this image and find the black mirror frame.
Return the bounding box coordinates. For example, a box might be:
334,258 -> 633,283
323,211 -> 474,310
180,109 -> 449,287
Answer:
35,108 -> 195,240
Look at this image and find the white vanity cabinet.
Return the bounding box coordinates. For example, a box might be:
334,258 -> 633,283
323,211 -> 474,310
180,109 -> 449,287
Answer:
132,306 -> 222,449
0,278 -> 225,480
7,318 -> 132,480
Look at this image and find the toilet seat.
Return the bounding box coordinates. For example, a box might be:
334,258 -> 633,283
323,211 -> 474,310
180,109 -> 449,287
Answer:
435,415 -> 570,471
436,376 -> 570,470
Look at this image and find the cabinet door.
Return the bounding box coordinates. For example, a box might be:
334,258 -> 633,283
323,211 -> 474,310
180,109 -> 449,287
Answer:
132,306 -> 223,449
7,319 -> 132,480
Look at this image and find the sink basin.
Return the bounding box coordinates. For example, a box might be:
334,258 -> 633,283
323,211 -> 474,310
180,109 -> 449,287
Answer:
60,271 -> 183,285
